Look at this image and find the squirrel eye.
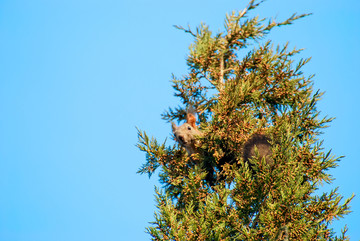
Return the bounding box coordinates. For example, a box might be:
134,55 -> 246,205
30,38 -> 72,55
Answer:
187,126 -> 192,130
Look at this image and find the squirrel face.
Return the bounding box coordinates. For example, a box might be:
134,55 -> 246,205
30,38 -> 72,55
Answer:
172,113 -> 202,155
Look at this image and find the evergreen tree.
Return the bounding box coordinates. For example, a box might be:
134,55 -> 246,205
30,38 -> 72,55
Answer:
137,1 -> 353,240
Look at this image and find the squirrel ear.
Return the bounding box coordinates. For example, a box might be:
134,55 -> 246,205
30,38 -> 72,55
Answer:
171,122 -> 177,132
187,113 -> 197,128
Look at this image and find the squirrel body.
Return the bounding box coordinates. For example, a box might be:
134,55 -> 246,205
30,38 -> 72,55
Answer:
172,110 -> 272,166
243,133 -> 273,166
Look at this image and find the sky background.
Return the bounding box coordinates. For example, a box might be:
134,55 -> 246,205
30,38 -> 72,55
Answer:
0,0 -> 359,240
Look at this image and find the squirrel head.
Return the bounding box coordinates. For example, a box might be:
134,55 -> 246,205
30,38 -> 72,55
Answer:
172,112 -> 202,155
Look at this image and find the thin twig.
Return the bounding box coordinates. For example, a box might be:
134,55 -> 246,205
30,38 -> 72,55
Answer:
219,54 -> 225,91
173,25 -> 197,37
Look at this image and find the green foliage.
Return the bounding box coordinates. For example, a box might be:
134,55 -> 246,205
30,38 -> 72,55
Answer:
137,0 -> 353,240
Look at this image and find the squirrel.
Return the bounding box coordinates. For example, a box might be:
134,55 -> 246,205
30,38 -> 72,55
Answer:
171,111 -> 203,156
171,109 -> 273,167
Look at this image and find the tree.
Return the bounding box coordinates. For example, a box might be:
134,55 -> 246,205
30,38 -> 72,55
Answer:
137,1 -> 353,240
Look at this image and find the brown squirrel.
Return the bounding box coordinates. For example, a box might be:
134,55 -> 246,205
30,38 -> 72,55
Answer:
172,110 -> 272,166
171,111 -> 203,156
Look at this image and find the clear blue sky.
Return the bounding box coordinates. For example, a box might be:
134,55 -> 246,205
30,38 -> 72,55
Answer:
0,0 -> 359,240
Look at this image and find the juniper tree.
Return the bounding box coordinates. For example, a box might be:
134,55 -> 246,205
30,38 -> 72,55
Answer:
137,1 -> 353,240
